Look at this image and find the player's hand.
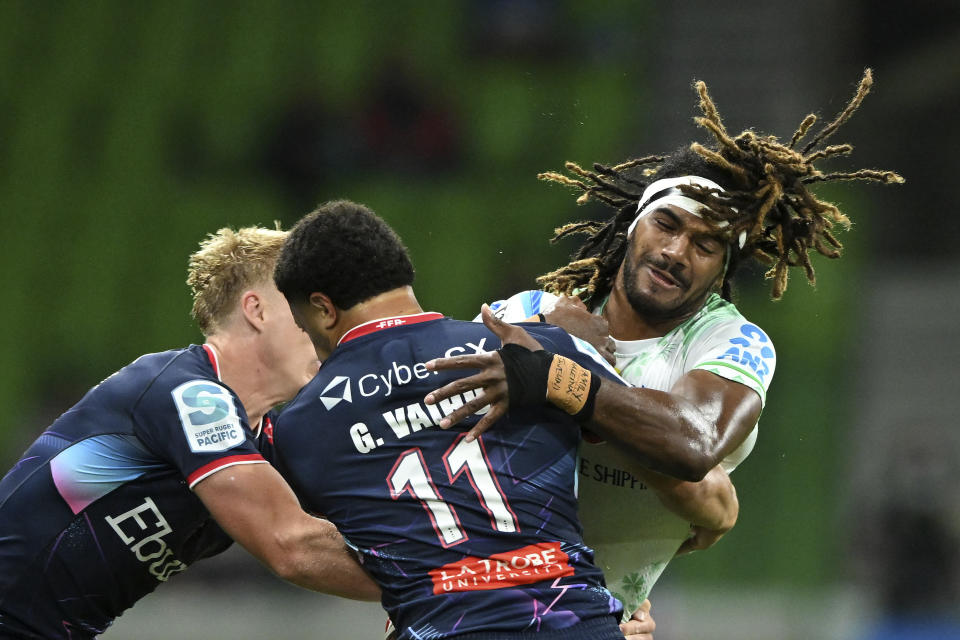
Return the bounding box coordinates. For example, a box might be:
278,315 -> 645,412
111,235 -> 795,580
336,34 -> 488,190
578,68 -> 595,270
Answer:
620,599 -> 655,639
676,523 -> 727,555
544,296 -> 616,366
425,304 -> 544,441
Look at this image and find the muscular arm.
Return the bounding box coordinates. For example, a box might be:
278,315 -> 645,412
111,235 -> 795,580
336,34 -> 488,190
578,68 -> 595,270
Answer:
546,299 -> 747,529
425,306 -> 761,482
585,369 -> 761,481
194,463 -> 381,601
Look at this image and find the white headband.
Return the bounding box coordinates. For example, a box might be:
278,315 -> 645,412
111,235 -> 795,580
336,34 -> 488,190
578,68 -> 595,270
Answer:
626,176 -> 746,249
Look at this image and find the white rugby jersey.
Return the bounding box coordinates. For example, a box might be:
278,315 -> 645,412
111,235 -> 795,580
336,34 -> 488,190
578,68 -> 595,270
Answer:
485,290 -> 775,618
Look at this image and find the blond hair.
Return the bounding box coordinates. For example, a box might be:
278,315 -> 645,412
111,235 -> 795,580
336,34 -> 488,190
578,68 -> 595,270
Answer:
187,225 -> 287,336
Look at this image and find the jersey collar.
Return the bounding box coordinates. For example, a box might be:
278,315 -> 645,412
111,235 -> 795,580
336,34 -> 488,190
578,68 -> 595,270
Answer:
202,343 -> 266,437
202,344 -> 221,379
339,312 -> 444,345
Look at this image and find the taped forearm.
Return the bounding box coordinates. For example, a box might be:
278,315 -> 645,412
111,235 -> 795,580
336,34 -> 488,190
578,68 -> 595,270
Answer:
497,344 -> 601,422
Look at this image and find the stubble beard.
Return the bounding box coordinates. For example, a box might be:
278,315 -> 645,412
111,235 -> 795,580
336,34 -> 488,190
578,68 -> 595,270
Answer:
621,252 -> 714,325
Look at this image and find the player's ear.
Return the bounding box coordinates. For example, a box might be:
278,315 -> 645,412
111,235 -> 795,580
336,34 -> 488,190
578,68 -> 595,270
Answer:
240,290 -> 266,329
309,292 -> 338,330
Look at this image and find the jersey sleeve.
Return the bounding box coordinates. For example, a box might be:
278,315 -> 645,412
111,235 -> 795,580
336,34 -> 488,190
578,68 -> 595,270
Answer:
685,319 -> 776,407
482,290 -> 561,322
135,378 -> 266,489
529,325 -> 629,387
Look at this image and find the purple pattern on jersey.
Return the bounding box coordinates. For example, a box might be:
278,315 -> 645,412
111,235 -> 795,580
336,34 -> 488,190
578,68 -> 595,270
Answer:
82,513 -> 107,564
0,345 -> 256,639
275,317 -> 624,639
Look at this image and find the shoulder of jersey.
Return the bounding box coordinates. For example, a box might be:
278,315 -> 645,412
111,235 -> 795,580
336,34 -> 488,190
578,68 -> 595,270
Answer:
91,347 -> 202,397
146,347 -> 248,454
483,290 -> 561,323
694,295 -> 753,331
692,298 -> 776,356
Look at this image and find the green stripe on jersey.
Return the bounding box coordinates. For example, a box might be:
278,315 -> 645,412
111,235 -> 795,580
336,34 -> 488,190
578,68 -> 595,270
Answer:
695,360 -> 767,404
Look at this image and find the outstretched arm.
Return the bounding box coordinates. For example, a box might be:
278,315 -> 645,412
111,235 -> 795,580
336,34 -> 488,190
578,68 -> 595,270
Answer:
426,306 -> 760,482
586,368 -> 760,481
425,304 -> 542,441
194,462 -> 381,601
542,301 -> 741,544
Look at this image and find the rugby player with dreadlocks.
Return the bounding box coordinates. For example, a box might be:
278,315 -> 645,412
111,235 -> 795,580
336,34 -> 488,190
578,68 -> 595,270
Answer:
424,69 -> 902,635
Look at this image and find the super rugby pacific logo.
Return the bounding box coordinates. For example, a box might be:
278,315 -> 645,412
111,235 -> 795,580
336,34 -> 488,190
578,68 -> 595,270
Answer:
171,380 -> 244,453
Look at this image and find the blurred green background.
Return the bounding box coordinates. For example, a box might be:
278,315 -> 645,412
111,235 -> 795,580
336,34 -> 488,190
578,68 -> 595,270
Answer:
2,2 -> 958,639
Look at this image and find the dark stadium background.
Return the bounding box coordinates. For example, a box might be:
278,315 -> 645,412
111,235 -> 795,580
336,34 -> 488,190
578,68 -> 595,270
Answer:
1,2 -> 957,639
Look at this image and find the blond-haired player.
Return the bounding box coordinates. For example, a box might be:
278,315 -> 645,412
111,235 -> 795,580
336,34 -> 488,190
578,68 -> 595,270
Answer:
0,225 -> 378,640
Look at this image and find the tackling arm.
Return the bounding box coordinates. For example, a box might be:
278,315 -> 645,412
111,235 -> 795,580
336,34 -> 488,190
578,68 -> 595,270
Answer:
547,297 -> 747,528
425,306 -> 761,482
193,463 -> 381,601
585,369 -> 761,481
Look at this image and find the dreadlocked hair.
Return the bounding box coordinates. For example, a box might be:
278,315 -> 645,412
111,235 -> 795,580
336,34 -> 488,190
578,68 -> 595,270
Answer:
537,68 -> 903,302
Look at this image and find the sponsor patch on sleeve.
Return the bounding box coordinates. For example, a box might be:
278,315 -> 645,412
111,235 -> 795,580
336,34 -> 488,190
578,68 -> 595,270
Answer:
171,380 -> 245,453
694,322 -> 776,404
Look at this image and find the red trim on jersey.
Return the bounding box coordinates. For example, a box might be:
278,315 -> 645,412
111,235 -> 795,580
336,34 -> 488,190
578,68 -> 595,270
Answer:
202,344 -> 220,379
187,453 -> 265,488
339,312 -> 444,345
261,415 -> 274,444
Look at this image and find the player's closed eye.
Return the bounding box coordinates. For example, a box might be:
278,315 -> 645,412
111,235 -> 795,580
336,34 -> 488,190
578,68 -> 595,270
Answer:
696,240 -> 720,254
654,217 -> 675,231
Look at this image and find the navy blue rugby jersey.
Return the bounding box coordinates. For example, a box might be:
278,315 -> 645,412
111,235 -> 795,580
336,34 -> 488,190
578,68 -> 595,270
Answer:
0,344 -> 267,639
274,313 -> 626,639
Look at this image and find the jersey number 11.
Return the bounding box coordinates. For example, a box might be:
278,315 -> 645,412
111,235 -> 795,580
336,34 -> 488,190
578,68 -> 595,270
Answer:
387,435 -> 519,547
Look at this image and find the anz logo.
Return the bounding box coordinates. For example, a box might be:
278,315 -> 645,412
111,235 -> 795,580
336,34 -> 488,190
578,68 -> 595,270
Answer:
718,323 -> 775,383
319,376 -> 352,410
